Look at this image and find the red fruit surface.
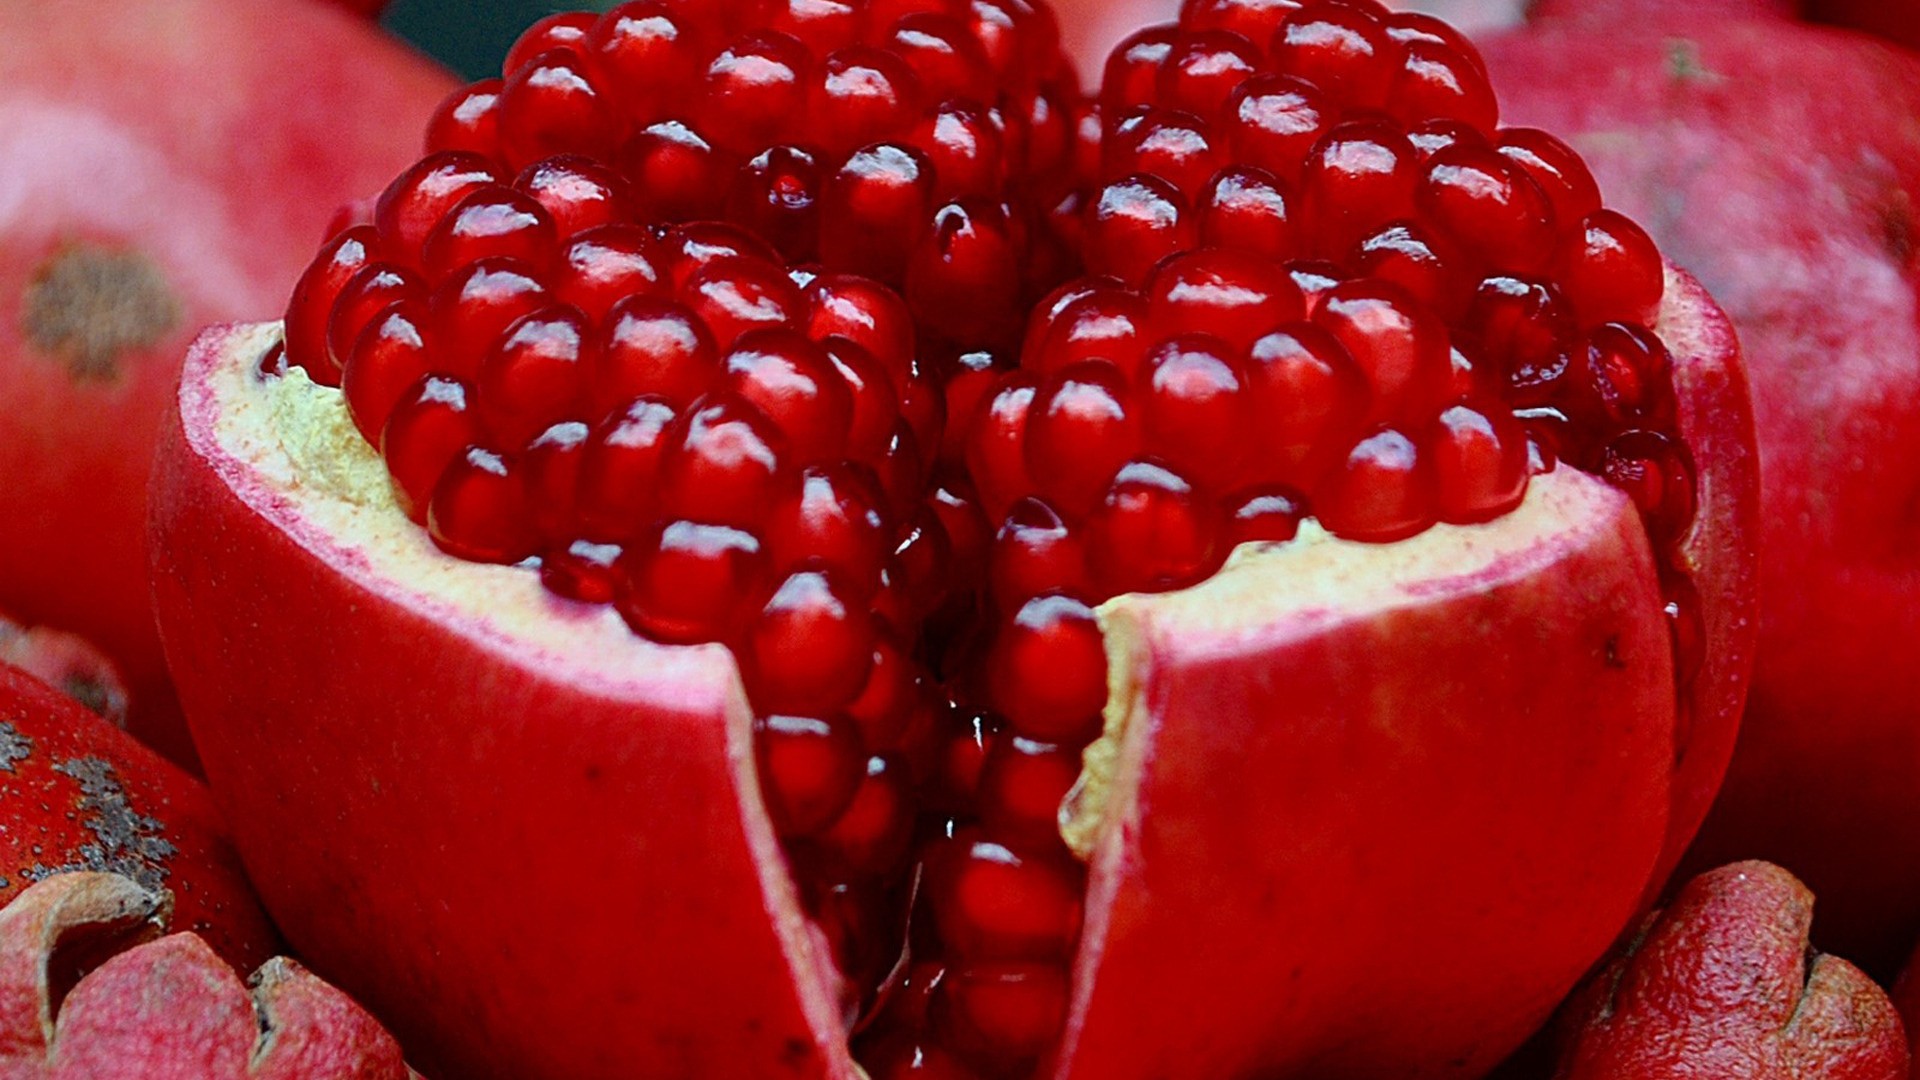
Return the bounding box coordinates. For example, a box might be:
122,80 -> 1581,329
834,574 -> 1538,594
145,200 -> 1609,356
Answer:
0,665 -> 276,972
0,872 -> 408,1079
1808,0 -> 1920,51
1551,861 -> 1909,1080
150,3 -> 1759,1077
0,0 -> 454,764
1468,0 -> 1920,970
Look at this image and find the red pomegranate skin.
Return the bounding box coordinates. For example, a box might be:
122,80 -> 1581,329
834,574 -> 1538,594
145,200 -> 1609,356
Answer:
0,0 -> 454,764
0,664 -> 277,973
0,610 -> 129,728
1469,0 -> 1920,971
0,872 -> 409,1079
1551,861 -> 1910,1080
1808,0 -> 1920,51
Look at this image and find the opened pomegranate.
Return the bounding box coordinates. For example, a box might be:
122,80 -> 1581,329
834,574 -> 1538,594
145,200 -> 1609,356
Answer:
0,0 -> 453,764
1549,862 -> 1910,1080
149,2 -> 1758,1077
0,872 -> 409,1079
1453,0 -> 1920,972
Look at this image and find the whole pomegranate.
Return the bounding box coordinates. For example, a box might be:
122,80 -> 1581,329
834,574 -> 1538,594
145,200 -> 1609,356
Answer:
0,872 -> 410,1079
0,610 -> 129,727
1550,862 -> 1910,1080
0,664 -> 276,971
1459,0 -> 1920,971
149,2 -> 1759,1078
0,0 -> 454,763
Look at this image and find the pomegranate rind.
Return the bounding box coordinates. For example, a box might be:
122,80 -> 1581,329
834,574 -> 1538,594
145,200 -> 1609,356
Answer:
1554,861 -> 1909,1080
1051,267 -> 1755,1080
151,324 -> 855,1079
0,871 -> 411,1079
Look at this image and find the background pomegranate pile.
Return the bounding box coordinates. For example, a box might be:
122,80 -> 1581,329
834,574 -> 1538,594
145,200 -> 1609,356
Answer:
276,0 -> 1710,1074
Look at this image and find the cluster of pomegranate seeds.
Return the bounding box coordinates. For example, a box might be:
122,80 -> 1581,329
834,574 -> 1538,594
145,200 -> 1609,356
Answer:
283,145 -> 988,1017
855,0 -> 1701,1075
416,0 -> 1084,358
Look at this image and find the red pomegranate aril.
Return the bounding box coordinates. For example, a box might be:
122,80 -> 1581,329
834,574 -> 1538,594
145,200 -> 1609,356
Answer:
888,13 -> 993,103
756,714 -> 867,838
1555,211 -> 1665,329
1288,259 -> 1346,312
618,121 -> 731,221
1085,174 -> 1195,287
1222,74 -> 1331,186
987,594 -> 1107,745
498,49 -> 613,170
587,3 -> 701,117
1086,460 -> 1222,595
1106,110 -> 1225,202
930,837 -> 1083,963
575,397 -> 677,541
592,297 -> 716,416
847,629 -> 919,753
1315,426 -> 1436,542
1463,275 -> 1575,397
524,420 -> 589,541
343,299 -> 433,443
1244,321 -> 1367,484
1417,145 -> 1555,274
430,259 -> 553,381
1405,118 -> 1484,163
728,147 -> 823,260
820,145 -> 936,285
936,963 -> 1071,1072
1494,128 -> 1602,230
1157,30 -> 1264,121
701,33 -> 812,155
1026,360 -> 1141,520
381,375 -> 481,523
1142,335 -> 1250,489
989,498 -> 1091,612
656,394 -> 787,530
825,339 -> 906,466
1315,279 -> 1451,427
747,569 -> 876,717
1429,402 -> 1529,524
1383,12 -> 1485,76
327,264 -> 424,376
540,539 -> 624,604
426,80 -> 505,158
1102,26 -> 1177,119
811,47 -> 920,158
286,225 -> 380,384
1182,0 -> 1303,42
1227,486 -> 1306,544
554,226 -> 663,326
1023,284 -> 1150,383
680,256 -> 807,353
1566,323 -> 1675,430
1386,40 -> 1497,135
1198,166 -> 1296,261
617,520 -> 767,644
806,273 -> 916,382
475,306 -> 591,451
515,156 -> 633,239
1356,222 -> 1462,319
429,447 -> 539,564
374,153 -> 507,262
1271,1 -> 1398,112
967,376 -> 1040,523
918,103 -> 1006,203
934,712 -> 1001,813
503,12 -> 597,76
723,330 -> 853,467
1600,429 -> 1697,546
809,754 -> 917,879
1146,246 -> 1305,351
422,187 -> 560,282
766,465 -> 889,585
976,736 -> 1083,853
907,200 -> 1023,349
1298,120 -> 1417,256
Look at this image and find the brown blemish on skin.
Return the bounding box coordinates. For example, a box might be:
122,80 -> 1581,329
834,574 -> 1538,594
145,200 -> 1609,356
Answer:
20,243 -> 182,381
27,758 -> 176,891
